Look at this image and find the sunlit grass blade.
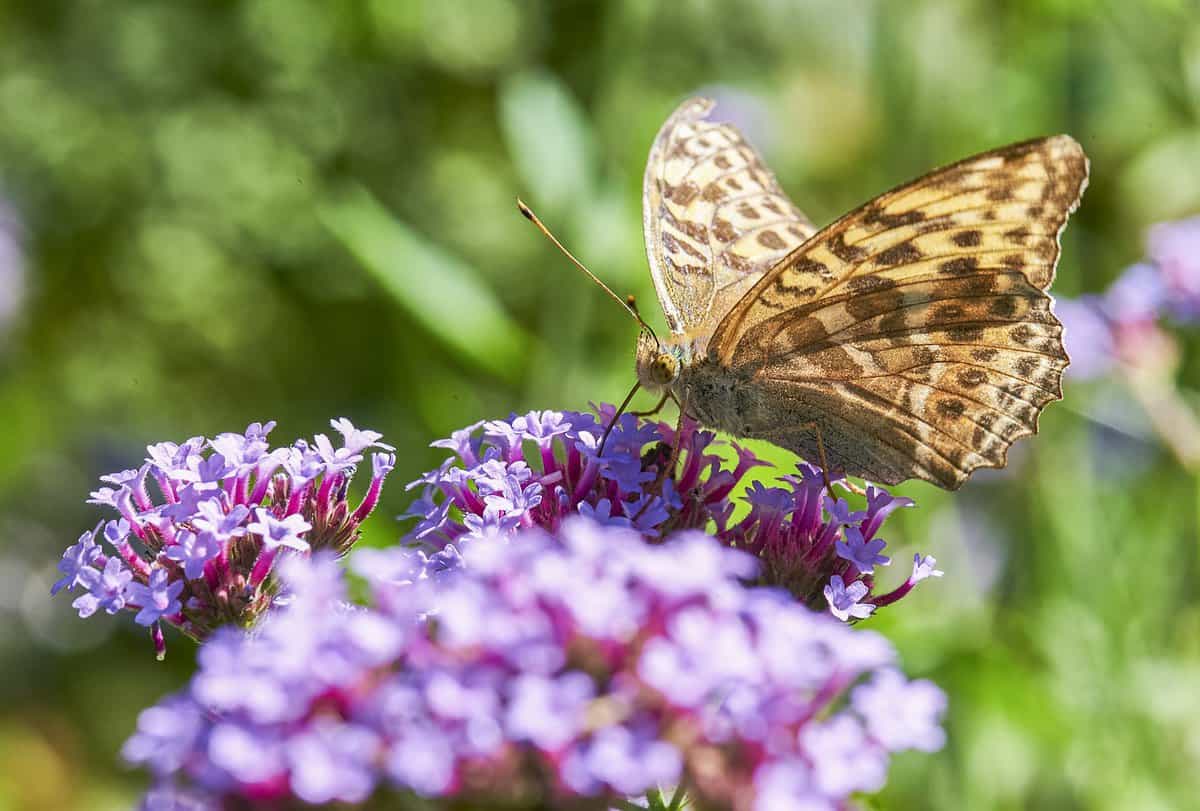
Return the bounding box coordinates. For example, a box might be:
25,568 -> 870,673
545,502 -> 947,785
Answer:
321,184 -> 531,380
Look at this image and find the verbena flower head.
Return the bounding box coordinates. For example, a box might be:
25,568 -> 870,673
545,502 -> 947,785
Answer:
51,418 -> 394,657
125,520 -> 946,810
1148,215 -> 1200,321
1059,215 -> 1200,381
406,408 -> 937,621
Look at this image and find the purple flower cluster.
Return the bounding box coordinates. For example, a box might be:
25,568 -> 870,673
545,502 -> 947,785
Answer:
125,520 -> 946,810
51,419 -> 394,657
406,409 -> 940,621
1059,215 -> 1200,379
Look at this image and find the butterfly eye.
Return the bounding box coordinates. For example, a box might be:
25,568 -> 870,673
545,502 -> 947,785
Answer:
652,352 -> 679,384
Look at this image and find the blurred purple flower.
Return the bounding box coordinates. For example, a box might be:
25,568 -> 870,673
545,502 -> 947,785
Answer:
695,84 -> 777,154
1057,295 -> 1116,380
125,522 -> 946,809
1148,216 -> 1200,321
1104,262 -> 1167,326
852,668 -> 948,752
1057,214 -> 1200,382
52,418 -> 394,656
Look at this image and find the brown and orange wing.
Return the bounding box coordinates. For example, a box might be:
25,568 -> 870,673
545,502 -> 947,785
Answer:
709,135 -> 1089,489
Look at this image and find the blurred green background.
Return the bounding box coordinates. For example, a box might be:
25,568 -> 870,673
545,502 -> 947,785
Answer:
1,0 -> 1199,809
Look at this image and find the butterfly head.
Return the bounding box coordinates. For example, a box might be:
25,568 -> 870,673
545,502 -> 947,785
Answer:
635,331 -> 682,390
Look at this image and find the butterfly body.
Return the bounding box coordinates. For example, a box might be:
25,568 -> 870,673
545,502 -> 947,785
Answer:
637,98 -> 1088,490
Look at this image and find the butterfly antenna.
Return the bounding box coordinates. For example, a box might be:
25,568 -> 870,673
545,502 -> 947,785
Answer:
516,198 -> 659,343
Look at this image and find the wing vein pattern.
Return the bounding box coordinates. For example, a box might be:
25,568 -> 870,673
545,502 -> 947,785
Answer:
692,133 -> 1088,489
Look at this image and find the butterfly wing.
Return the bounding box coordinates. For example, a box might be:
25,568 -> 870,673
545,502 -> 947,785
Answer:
643,97 -> 817,336
705,135 -> 1089,489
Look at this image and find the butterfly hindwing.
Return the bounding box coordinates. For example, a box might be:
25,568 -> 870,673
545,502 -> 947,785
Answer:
701,135 -> 1088,489
643,97 -> 816,336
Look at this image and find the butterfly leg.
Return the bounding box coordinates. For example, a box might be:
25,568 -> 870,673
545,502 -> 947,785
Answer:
632,391 -> 690,522
796,420 -> 835,494
662,392 -> 689,481
629,392 -> 671,418
795,420 -> 867,496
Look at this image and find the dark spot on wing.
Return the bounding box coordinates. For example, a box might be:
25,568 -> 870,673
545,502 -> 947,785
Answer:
940,257 -> 979,276
947,325 -> 985,342
757,230 -> 787,250
828,233 -> 867,262
957,368 -> 989,388
847,275 -> 898,292
875,241 -> 923,266
989,297 -> 1019,317
863,207 -> 927,229
937,398 -> 966,417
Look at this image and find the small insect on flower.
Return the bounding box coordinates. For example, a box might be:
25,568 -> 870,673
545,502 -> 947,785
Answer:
51,418 -> 394,657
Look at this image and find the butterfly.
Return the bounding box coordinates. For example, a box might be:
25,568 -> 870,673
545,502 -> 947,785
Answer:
629,97 -> 1088,490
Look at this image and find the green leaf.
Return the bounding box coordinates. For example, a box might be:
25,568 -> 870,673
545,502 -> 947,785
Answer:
321,184 -> 531,380
498,70 -> 597,212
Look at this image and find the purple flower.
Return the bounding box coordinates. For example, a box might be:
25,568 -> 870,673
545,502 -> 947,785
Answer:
910,554 -> 944,583
54,418 -> 394,654
122,694 -> 206,776
801,715 -> 888,796
824,496 -> 867,526
1057,295 -> 1117,380
562,725 -> 683,796
128,569 -> 184,626
312,433 -> 363,473
824,576 -> 874,621
136,784 -> 218,811
852,668 -> 948,752
1105,262 -> 1167,326
50,525 -> 102,595
125,522 -> 945,810
286,720 -> 380,804
577,498 -> 633,529
505,672 -> 594,749
331,417 -> 394,453
836,526 -> 890,575
247,510 -> 312,552
163,530 -> 223,580
159,485 -> 221,523
192,500 -> 249,541
404,408 -> 932,619
72,557 -> 133,617
1148,216 -> 1200,321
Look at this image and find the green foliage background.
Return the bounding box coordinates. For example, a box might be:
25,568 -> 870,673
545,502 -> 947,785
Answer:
1,1 -> 1198,809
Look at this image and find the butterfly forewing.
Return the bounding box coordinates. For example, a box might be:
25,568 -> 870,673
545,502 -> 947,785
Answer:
643,98 -> 817,336
701,135 -> 1088,489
